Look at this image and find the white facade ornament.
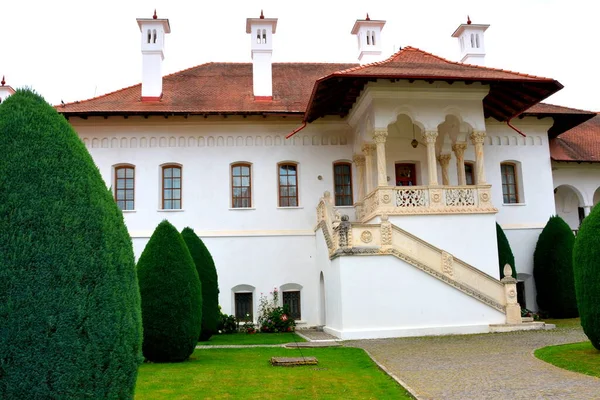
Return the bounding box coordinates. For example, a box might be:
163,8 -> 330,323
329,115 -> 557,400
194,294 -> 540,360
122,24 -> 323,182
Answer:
396,189 -> 428,207
442,251 -> 454,276
445,188 -> 476,207
360,230 -> 373,243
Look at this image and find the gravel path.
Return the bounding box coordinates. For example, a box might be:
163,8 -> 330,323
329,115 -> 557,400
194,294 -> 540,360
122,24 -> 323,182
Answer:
347,326 -> 600,400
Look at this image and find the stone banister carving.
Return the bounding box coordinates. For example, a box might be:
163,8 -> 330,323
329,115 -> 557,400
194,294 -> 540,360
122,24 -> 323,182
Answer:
501,264 -> 522,324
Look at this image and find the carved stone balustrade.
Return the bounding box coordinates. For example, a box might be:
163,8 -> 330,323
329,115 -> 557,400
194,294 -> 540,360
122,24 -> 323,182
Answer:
355,185 -> 496,222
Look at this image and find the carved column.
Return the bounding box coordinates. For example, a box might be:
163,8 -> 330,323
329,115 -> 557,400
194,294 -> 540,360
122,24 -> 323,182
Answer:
373,130 -> 388,188
353,154 -> 366,201
422,130 -> 439,186
470,131 -> 487,185
501,264 -> 522,324
362,144 -> 375,194
452,143 -> 467,186
437,154 -> 452,186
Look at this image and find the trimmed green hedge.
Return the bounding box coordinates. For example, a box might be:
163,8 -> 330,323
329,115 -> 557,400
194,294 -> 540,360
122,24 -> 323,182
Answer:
182,227 -> 220,341
533,216 -> 578,318
0,89 -> 142,398
137,220 -> 202,362
496,222 -> 517,278
573,205 -> 600,349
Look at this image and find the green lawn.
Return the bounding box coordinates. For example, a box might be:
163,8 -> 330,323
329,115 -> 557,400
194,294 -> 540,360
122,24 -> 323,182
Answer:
196,332 -> 306,346
542,318 -> 582,329
136,347 -> 413,399
535,342 -> 600,378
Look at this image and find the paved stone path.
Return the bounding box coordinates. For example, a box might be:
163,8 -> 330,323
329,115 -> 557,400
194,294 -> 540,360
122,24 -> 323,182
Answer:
347,325 -> 600,400
296,329 -> 339,342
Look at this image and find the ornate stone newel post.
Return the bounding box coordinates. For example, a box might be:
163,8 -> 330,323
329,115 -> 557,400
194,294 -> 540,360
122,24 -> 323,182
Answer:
437,154 -> 452,186
501,264 -> 522,324
362,144 -> 375,194
373,129 -> 388,188
470,131 -> 487,185
353,154 -> 366,202
422,130 -> 439,186
452,143 -> 467,185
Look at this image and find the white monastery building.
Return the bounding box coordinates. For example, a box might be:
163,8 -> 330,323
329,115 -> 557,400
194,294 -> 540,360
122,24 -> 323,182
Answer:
15,11 -> 596,339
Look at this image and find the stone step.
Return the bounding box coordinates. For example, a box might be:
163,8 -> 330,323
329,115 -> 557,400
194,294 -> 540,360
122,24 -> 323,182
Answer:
521,316 -> 534,322
489,321 -> 548,333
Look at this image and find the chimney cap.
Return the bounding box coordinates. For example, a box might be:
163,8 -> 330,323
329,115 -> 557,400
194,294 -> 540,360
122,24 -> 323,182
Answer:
246,12 -> 278,34
351,17 -> 385,35
136,15 -> 171,33
451,21 -> 489,37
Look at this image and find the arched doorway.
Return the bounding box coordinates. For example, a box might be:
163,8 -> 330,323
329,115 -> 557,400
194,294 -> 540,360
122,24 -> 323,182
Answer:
319,272 -> 326,327
554,185 -> 584,230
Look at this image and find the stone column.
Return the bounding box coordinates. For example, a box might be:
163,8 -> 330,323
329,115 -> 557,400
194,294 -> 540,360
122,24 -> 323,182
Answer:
452,143 -> 467,186
501,264 -> 522,325
373,130 -> 388,188
362,144 -> 375,194
437,154 -> 452,186
353,154 -> 366,201
470,131 -> 487,185
422,130 -> 439,186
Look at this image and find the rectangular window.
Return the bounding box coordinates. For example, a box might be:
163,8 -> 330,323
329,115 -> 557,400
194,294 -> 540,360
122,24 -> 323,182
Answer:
232,163 -> 252,208
501,163 -> 519,204
235,292 -> 253,320
162,166 -> 182,210
278,163 -> 298,207
115,166 -> 135,210
465,163 -> 474,185
334,163 -> 353,206
282,291 -> 301,320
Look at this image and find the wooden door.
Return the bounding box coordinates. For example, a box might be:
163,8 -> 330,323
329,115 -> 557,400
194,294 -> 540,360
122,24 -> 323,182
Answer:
395,163 -> 417,186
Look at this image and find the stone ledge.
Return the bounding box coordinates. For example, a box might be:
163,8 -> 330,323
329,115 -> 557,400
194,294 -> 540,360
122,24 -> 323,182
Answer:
489,322 -> 548,333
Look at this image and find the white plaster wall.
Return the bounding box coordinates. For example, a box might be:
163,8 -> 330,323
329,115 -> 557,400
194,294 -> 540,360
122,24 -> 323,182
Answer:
554,186 -> 581,229
552,162 -> 600,209
324,255 -> 505,340
382,214 -> 499,278
315,230 -> 343,332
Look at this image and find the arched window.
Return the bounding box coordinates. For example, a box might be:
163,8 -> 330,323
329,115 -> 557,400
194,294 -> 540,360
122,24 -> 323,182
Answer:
475,34 -> 480,48
147,29 -> 151,44
500,162 -> 520,204
281,283 -> 303,320
278,163 -> 299,207
262,29 -> 267,44
333,162 -> 353,206
371,32 -> 376,46
162,165 -> 182,209
366,31 -> 371,45
152,29 -> 157,44
231,163 -> 252,208
115,165 -> 135,210
470,34 -> 475,48
232,284 -> 255,320
256,30 -> 261,44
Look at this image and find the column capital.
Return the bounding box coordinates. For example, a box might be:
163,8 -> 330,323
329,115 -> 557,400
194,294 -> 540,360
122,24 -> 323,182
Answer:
353,154 -> 366,166
470,131 -> 487,145
437,153 -> 452,166
451,142 -> 467,155
361,143 -> 375,155
373,129 -> 388,144
422,130 -> 438,144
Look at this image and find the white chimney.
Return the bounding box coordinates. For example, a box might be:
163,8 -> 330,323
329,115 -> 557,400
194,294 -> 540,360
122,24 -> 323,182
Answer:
246,11 -> 278,100
136,10 -> 171,101
0,76 -> 16,103
451,16 -> 489,66
351,14 -> 386,65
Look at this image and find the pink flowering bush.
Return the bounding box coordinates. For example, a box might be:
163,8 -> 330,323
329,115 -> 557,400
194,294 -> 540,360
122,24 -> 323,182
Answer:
257,288 -> 296,333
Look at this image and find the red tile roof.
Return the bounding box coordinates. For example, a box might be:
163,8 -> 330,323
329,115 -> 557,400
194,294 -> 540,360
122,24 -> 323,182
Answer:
58,62 -> 356,116
304,47 -> 563,123
550,114 -> 600,162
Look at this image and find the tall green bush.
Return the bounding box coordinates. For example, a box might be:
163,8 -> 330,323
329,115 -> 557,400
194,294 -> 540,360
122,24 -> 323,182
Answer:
137,220 -> 202,362
573,205 -> 600,349
533,216 -> 578,318
181,227 -> 220,341
496,222 -> 517,279
0,89 -> 142,398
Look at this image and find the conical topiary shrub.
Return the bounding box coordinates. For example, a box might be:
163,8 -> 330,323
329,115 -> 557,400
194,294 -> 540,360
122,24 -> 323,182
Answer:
137,220 -> 202,362
533,216 -> 578,318
496,222 -> 517,279
573,205 -> 600,349
0,89 -> 142,398
181,228 -> 220,341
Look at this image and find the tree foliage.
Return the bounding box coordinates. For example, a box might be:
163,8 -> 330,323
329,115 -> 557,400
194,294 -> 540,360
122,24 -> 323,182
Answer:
533,216 -> 578,318
181,227 -> 220,341
0,89 -> 142,398
496,222 -> 517,279
137,220 -> 202,362
573,206 -> 600,349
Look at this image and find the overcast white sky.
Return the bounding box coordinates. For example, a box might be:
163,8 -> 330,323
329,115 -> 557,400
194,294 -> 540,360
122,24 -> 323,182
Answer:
2,0 -> 598,111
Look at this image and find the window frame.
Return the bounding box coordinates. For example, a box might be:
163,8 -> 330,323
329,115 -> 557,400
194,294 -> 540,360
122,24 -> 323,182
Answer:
333,161 -> 354,206
114,164 -> 135,211
277,162 -> 299,207
231,162 -> 252,208
282,290 -> 302,321
500,162 -> 520,204
161,164 -> 183,210
234,292 -> 253,321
